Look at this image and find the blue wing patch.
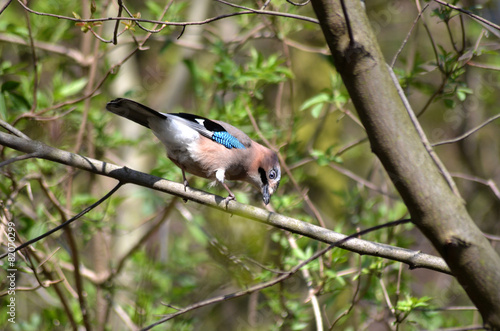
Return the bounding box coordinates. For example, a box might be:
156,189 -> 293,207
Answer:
212,131 -> 246,149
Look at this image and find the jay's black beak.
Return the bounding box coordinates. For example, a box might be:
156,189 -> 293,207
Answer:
262,184 -> 270,205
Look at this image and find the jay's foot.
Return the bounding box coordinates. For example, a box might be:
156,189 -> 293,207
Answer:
222,194 -> 235,208
219,181 -> 236,208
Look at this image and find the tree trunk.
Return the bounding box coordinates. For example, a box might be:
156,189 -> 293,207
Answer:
309,0 -> 500,328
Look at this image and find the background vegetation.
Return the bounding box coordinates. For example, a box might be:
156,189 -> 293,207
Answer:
1,0 -> 500,330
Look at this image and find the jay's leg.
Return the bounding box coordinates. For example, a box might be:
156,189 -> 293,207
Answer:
220,182 -> 236,206
181,169 -> 189,191
216,169 -> 234,206
181,169 -> 190,203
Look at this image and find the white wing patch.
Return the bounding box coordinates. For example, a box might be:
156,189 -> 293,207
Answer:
149,114 -> 199,148
215,169 -> 226,183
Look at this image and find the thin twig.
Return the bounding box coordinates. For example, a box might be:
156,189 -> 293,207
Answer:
24,5 -> 38,113
141,218 -> 412,330
17,0 -> 319,28
483,233 -> 500,242
329,256 -> 363,329
113,302 -> 139,330
121,0 -> 171,34
387,64 -> 462,200
19,243 -> 46,290
379,278 -> 396,317
391,3 -> 430,67
0,279 -> 64,296
432,0 -> 500,32
415,0 -> 440,72
335,136 -> 367,156
0,152 -> 40,168
450,172 -> 500,200
37,176 -> 73,223
416,78 -> 447,117
445,17 -> 460,54
432,113 -> 500,147
112,0 -> 123,44
0,34 -> 90,65
467,61 -> 500,71
289,156 -> 398,199
285,0 -> 310,6
459,12 -> 466,52
329,161 -> 398,199
0,118 -> 31,140
0,182 -> 124,259
284,38 -> 330,55
37,247 -> 61,270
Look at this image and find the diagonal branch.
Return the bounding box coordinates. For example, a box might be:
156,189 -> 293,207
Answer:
0,130 -> 450,274
432,113 -> 500,147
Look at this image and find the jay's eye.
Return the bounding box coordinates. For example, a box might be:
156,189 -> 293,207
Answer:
269,170 -> 277,180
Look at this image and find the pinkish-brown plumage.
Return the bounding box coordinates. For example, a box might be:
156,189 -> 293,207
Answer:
106,98 -> 281,204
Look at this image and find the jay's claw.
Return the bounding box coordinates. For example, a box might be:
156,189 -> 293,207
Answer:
222,194 -> 235,208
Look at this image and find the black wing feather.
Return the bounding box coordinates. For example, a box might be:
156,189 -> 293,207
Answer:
172,113 -> 226,132
106,98 -> 167,128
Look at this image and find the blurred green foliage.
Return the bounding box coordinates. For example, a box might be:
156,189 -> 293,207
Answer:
1,0 -> 499,330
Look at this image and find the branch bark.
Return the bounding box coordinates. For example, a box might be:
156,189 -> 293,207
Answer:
309,0 -> 500,327
0,130 -> 450,274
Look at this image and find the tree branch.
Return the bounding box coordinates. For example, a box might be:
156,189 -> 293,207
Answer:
16,0 -> 319,32
309,0 -> 500,327
0,131 -> 450,274
432,113 -> 500,147
432,0 -> 500,33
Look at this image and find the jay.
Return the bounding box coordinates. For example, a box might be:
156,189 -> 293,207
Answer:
106,98 -> 281,205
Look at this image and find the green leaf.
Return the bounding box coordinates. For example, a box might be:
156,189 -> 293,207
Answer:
310,149 -> 324,160
300,92 -> 330,111
1,81 -> 20,92
7,92 -> 31,110
310,103 -> 323,118
291,322 -> 309,330
456,86 -> 473,101
0,93 -> 6,119
443,98 -> 455,108
187,221 -> 208,245
58,78 -> 88,97
396,294 -> 431,312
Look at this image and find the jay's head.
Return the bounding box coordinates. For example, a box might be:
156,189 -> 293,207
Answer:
252,147 -> 281,205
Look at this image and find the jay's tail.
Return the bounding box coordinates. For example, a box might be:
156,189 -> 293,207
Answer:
106,98 -> 167,129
